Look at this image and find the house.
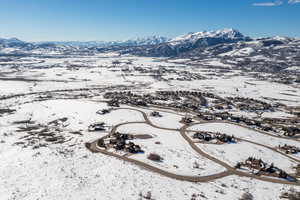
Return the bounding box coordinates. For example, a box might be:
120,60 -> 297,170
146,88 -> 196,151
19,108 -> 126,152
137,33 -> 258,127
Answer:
193,132 -> 212,141
278,144 -> 300,154
150,111 -> 162,117
96,109 -> 111,115
181,116 -> 193,124
88,122 -> 106,131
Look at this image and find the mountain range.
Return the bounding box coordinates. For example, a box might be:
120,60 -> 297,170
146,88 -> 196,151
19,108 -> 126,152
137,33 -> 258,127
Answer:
34,36 -> 169,47
1,29 -> 299,67
0,28 -> 251,51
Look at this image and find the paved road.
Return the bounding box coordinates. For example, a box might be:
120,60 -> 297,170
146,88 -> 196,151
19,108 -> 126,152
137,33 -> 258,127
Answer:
88,140 -> 232,183
2,80 -> 299,185
87,107 -> 300,185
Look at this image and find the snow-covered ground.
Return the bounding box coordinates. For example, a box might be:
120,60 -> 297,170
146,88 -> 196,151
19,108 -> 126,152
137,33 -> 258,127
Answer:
116,123 -> 226,176
146,111 -> 183,129
195,141 -> 297,173
0,134 -> 295,200
219,47 -> 255,57
1,54 -> 299,106
0,53 -> 300,200
188,123 -> 300,147
2,100 -> 144,129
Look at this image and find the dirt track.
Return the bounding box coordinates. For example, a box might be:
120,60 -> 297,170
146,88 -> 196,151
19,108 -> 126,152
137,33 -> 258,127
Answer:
86,107 -> 300,186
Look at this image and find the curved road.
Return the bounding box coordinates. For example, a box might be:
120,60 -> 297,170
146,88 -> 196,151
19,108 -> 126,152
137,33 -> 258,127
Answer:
86,107 -> 300,186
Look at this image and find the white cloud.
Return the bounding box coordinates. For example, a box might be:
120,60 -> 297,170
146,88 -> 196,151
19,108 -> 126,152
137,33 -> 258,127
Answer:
253,0 -> 283,6
253,0 -> 300,6
288,0 -> 300,4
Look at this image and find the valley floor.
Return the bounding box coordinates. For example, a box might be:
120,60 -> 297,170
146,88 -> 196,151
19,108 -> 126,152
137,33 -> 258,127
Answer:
0,53 -> 300,200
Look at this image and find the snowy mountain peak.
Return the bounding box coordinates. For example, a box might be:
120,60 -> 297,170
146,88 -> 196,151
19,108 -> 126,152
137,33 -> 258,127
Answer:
7,37 -> 24,43
169,28 -> 245,45
35,36 -> 169,47
124,35 -> 169,46
215,28 -> 244,38
0,37 -> 25,44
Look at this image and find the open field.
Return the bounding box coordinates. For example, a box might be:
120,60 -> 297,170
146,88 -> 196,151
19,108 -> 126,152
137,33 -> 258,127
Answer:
0,53 -> 300,200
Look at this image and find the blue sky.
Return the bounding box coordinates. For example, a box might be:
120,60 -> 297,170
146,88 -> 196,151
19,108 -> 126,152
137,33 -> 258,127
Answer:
0,0 -> 299,41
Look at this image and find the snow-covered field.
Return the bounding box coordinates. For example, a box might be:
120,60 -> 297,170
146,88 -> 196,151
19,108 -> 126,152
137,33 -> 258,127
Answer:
195,141 -> 297,173
1,54 -> 299,106
116,123 -> 226,176
188,123 -> 300,151
0,109 -> 296,200
2,100 -> 145,130
0,136 -> 295,200
146,111 -> 183,129
0,53 -> 299,200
